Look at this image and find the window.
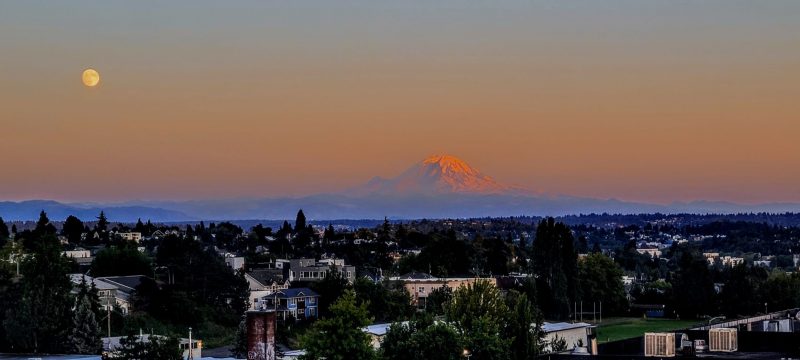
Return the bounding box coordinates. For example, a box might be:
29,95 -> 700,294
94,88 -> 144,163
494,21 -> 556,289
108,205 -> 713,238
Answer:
419,287 -> 425,293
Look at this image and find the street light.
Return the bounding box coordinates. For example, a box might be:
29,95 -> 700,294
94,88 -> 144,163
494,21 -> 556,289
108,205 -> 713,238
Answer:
463,349 -> 472,360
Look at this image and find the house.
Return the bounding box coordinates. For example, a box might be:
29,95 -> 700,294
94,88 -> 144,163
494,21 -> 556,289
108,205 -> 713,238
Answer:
257,288 -> 319,321
225,256 -> 245,271
542,322 -> 596,354
286,258 -> 356,283
70,274 -> 118,309
118,232 -> 143,243
392,273 -> 497,309
63,248 -> 92,259
362,322 -> 409,349
636,248 -> 662,258
64,248 -> 94,270
753,260 -> 772,268
97,275 -> 149,314
721,256 -> 745,267
360,267 -> 384,283
704,252 -> 721,266
245,269 -> 290,310
69,274 -> 148,315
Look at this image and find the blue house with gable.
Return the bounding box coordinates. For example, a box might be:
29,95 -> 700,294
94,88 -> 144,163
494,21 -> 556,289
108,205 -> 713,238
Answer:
259,287 -> 319,321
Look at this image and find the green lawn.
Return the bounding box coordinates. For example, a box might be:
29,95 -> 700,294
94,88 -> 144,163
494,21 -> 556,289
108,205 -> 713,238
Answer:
595,317 -> 699,343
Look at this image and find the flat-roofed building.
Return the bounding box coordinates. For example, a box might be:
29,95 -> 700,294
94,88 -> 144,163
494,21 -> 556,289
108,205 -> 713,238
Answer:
392,273 -> 497,309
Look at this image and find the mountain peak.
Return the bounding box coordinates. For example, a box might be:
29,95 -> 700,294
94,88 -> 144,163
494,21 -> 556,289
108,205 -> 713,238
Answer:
422,154 -> 480,177
347,154 -> 530,196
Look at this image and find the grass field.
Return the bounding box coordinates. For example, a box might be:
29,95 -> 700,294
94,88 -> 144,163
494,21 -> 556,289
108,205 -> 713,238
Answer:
595,317 -> 699,343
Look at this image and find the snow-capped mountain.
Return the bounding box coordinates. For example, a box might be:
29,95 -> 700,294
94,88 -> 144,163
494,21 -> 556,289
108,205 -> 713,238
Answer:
346,154 -> 530,196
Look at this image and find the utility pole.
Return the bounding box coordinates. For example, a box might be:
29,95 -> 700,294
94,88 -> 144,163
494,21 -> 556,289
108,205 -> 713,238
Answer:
107,294 -> 111,339
188,327 -> 194,360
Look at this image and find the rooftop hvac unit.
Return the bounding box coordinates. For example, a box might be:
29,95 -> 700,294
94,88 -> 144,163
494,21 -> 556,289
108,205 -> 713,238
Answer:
644,332 -> 675,357
708,328 -> 738,352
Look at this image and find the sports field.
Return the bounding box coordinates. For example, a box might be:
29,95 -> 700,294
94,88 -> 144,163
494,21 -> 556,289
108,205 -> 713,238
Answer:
595,317 -> 699,343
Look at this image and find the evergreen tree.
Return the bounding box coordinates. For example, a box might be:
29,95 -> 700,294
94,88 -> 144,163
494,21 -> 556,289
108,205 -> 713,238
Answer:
36,210 -> 49,231
295,209 -> 307,233
670,246 -> 716,319
62,215 -> 85,244
0,217 -> 9,240
0,248 -> 20,352
34,210 -> 57,235
185,224 -> 195,239
532,218 -> 578,319
88,279 -> 103,321
69,277 -> 103,354
96,211 -> 109,233
231,317 -> 247,358
323,224 -> 336,245
94,211 -> 110,243
134,218 -> 146,233
277,221 -> 292,240
145,220 -> 155,237
3,233 -> 73,353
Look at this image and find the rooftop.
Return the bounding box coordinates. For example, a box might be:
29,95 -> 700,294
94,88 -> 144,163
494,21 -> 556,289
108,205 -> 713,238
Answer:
542,322 -> 593,333
98,275 -> 148,293
272,288 -> 319,299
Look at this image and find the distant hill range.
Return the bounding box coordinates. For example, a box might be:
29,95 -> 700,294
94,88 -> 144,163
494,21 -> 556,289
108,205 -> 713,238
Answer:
3,155 -> 800,222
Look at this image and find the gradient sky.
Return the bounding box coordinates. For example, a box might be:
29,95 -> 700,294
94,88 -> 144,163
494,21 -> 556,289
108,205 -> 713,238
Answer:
1,1 -> 799,204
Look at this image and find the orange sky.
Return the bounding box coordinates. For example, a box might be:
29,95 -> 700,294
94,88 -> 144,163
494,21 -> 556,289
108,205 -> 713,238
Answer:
1,1 -> 799,204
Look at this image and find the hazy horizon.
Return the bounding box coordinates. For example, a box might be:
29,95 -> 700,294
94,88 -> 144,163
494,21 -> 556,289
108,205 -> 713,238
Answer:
2,1 -> 799,205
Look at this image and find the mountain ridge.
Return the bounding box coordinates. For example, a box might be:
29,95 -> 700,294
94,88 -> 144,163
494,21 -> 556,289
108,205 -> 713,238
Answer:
3,155 -> 800,221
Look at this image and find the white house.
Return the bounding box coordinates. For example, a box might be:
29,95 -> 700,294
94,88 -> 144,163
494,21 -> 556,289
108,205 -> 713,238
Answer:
118,232 -> 143,243
542,322 -> 595,353
225,256 -> 245,271
63,248 -> 92,259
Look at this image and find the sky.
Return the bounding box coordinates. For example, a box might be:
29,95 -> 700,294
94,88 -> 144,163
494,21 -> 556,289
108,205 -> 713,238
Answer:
1,1 -> 799,204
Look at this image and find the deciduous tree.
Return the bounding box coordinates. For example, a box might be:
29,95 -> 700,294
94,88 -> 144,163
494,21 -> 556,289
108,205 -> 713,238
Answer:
300,289 -> 375,360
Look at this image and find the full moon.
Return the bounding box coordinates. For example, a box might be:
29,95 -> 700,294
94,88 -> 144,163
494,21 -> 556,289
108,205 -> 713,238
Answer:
82,68 -> 100,87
